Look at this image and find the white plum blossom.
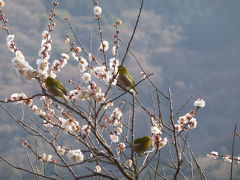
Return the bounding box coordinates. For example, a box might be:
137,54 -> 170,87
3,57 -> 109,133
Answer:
11,50 -> 36,82
110,134 -> 119,143
118,142 -> 126,153
140,72 -> 147,79
112,46 -> 116,55
158,137 -> 168,149
50,53 -> 69,74
79,64 -> 86,73
71,51 -> 78,60
237,156 -> 240,164
98,40 -> 109,52
75,46 -> 82,53
7,34 -> 15,42
24,67 -> 37,82
175,110 -> 198,132
188,117 -> 197,129
151,126 -> 162,135
178,116 -> 188,125
115,127 -> 123,135
39,30 -> 52,61
82,73 -> 91,82
194,98 -> 206,108
95,165 -> 101,173
78,57 -> 88,73
109,58 -> 119,74
0,0 -> 5,8
40,96 -> 53,106
67,149 -> 84,162
37,59 -> 49,74
68,82 -> 106,103
80,56 -> 88,66
40,153 -> 52,162
94,6 -> 102,16
15,50 -> 24,60
82,125 -> 91,137
6,34 -> 16,52
223,155 -> 232,163
31,105 -> 46,117
90,65 -> 116,85
57,146 -> 66,155
103,101 -> 114,109
106,108 -> 123,125
88,53 -> 94,62
59,117 -> 80,135
5,93 -> 33,106
43,120 -> 53,127
207,151 -> 219,159
152,134 -> 168,150
42,30 -> 51,39
125,159 -> 133,167
174,124 -> 183,132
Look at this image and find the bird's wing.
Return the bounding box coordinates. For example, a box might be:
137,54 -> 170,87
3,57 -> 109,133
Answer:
123,73 -> 135,86
127,73 -> 135,85
54,79 -> 67,95
134,138 -> 143,145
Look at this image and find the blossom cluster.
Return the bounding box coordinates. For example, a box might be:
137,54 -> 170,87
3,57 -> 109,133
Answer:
82,125 -> 91,137
54,144 -> 85,163
39,31 -> 52,61
68,82 -> 105,103
90,58 -> 118,85
40,153 -> 53,162
151,126 -> 168,150
98,108 -> 125,152
98,40 -> 109,52
149,117 -> 168,150
207,151 -> 219,159
31,105 -> 47,118
175,110 -> 197,132
5,93 -> 33,106
40,147 -> 84,163
194,98 -> 206,108
174,98 -> 205,132
207,151 -> 240,164
102,108 -> 127,153
106,108 -> 123,125
50,53 -> 70,77
59,117 -> 80,135
36,31 -> 54,80
67,149 -> 84,162
0,0 -> 5,7
8,35 -> 37,82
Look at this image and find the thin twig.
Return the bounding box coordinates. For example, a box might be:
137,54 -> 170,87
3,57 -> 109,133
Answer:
230,123 -> 237,180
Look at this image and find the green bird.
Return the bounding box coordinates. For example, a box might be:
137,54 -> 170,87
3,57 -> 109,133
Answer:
117,65 -> 138,94
133,136 -> 151,153
45,76 -> 67,100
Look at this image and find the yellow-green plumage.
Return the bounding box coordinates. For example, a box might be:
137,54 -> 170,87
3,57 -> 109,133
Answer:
133,136 -> 151,153
45,76 -> 67,98
117,65 -> 138,94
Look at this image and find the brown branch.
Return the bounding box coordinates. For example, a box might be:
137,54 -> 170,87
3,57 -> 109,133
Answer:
230,123 -> 237,180
0,155 -> 57,180
105,73 -> 153,104
129,50 -> 169,100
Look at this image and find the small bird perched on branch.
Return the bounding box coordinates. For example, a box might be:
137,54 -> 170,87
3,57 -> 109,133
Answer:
117,64 -> 138,94
133,136 -> 151,153
45,76 -> 67,102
